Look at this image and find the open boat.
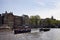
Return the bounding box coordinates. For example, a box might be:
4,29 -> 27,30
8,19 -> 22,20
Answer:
40,28 -> 50,32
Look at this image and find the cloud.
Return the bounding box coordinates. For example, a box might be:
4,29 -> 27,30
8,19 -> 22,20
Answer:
29,0 -> 60,20
0,0 -> 60,20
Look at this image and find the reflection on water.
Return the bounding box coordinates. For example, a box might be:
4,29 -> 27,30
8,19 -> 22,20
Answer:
0,29 -> 60,40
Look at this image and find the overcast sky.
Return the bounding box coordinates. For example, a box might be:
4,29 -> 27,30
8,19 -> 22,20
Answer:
0,0 -> 60,20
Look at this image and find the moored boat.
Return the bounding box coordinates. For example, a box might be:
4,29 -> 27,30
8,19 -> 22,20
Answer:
14,26 -> 31,34
40,28 -> 50,32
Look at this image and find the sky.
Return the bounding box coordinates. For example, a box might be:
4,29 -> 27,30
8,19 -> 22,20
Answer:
0,0 -> 60,20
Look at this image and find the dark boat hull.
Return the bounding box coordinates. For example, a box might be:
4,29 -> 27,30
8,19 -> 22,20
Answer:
14,30 -> 31,34
40,28 -> 50,32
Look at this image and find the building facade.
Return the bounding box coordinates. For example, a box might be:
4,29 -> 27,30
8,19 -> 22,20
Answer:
0,11 -> 29,29
22,15 -> 29,26
14,16 -> 23,28
0,14 -> 2,26
2,11 -> 14,29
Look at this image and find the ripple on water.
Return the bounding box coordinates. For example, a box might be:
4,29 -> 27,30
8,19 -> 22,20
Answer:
0,29 -> 60,40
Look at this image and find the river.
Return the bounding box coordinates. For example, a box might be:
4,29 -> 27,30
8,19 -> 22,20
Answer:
0,29 -> 60,40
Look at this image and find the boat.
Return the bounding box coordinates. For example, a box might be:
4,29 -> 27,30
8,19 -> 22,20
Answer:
14,26 -> 31,34
40,28 -> 50,32
14,29 -> 31,34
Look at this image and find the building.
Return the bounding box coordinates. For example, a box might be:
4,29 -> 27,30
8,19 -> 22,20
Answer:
22,15 -> 29,26
0,11 -> 30,30
40,19 -> 48,28
0,14 -> 2,26
2,11 -> 14,29
51,16 -> 56,20
14,16 -> 23,28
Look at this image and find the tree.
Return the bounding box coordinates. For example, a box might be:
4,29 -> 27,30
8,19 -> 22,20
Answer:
45,18 -> 51,28
29,15 -> 41,28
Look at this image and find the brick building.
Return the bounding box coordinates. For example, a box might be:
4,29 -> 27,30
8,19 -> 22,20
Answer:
2,11 -> 14,29
14,16 -> 23,28
0,11 -> 29,30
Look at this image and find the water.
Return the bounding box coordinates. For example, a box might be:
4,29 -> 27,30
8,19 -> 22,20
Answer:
0,29 -> 60,40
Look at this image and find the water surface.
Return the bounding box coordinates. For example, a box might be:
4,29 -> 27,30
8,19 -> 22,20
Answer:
0,29 -> 60,40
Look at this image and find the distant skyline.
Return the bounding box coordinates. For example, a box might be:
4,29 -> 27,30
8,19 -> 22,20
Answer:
0,0 -> 60,20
